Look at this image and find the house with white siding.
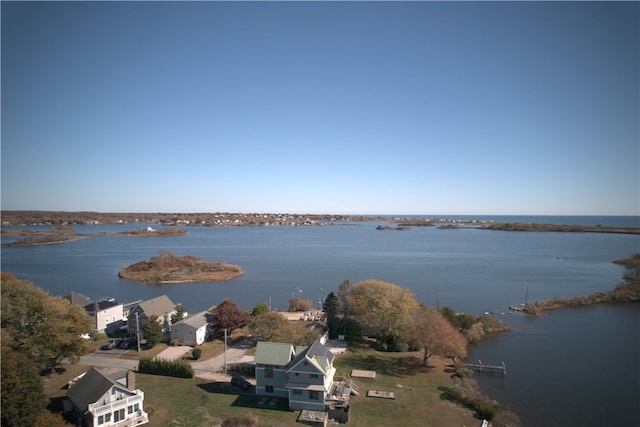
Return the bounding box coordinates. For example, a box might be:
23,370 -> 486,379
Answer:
84,299 -> 125,335
170,310 -> 214,346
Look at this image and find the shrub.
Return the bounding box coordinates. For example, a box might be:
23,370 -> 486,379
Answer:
440,378 -> 520,426
192,348 -> 202,360
396,342 -> 410,352
138,357 -> 194,378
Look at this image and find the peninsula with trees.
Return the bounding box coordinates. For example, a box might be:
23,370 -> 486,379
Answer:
118,251 -> 243,284
524,253 -> 640,315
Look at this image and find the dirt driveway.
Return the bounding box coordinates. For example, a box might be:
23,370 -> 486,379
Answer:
152,345 -> 192,360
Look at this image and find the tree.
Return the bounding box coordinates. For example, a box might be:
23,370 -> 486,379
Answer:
213,299 -> 248,334
337,279 -> 353,318
289,296 -> 312,312
33,412 -> 72,427
345,279 -> 420,350
141,315 -> 163,347
247,312 -> 289,342
1,278 -> 92,373
323,292 -> 339,322
1,331 -> 46,427
251,303 -> 269,317
411,307 -> 467,366
171,304 -> 186,325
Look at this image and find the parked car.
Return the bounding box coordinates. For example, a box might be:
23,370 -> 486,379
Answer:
118,337 -> 137,349
231,375 -> 251,390
101,340 -> 119,350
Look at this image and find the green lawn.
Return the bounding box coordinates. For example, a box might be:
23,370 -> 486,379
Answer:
334,343 -> 479,427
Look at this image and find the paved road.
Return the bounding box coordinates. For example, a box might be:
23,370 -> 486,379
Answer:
77,351 -> 139,370
75,345 -> 250,381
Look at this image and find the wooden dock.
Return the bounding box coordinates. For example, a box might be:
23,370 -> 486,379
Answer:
464,361 -> 506,375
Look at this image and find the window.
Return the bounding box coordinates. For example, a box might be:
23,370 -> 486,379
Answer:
134,403 -> 139,412
113,408 -> 125,422
265,385 -> 274,393
104,413 -> 111,422
111,388 -> 116,396
128,405 -> 133,414
309,374 -> 318,379
293,390 -> 302,395
310,391 -> 319,400
265,368 -> 273,378
97,415 -> 104,425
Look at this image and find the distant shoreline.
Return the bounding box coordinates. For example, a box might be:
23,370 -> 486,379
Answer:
1,211 -> 638,234
2,235 -> 87,247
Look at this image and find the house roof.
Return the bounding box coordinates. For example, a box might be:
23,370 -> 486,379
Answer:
255,341 -> 296,366
289,340 -> 335,374
134,295 -> 176,318
176,310 -> 214,329
84,299 -> 121,313
67,368 -> 124,411
65,291 -> 92,306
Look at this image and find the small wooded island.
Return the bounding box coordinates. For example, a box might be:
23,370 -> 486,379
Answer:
118,251 -> 243,284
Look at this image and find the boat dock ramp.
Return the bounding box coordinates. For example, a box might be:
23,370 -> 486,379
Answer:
464,361 -> 506,375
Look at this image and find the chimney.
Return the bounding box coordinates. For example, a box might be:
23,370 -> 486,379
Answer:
126,371 -> 136,390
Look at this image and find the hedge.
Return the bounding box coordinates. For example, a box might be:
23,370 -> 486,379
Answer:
138,357 -> 194,378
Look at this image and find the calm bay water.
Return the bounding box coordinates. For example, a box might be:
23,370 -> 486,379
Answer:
2,216 -> 639,426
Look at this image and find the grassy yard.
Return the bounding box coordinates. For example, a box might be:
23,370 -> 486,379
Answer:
47,340 -> 482,427
334,342 -> 480,427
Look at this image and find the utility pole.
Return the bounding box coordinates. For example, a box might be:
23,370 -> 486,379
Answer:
224,328 -> 228,373
135,312 -> 141,355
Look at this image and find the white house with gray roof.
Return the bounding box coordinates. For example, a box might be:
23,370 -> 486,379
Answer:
170,310 -> 214,346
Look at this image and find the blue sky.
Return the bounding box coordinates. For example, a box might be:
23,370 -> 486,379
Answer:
2,1 -> 638,215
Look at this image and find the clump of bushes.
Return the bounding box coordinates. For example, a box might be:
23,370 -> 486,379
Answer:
138,357 -> 194,378
227,362 -> 255,378
440,377 -> 521,427
439,307 -> 511,343
191,348 -> 202,360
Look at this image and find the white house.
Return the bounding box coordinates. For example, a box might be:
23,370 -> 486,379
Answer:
170,310 -> 214,346
84,299 -> 125,335
66,367 -> 148,427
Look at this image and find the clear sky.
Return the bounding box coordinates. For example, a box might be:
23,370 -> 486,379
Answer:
2,1 -> 638,215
